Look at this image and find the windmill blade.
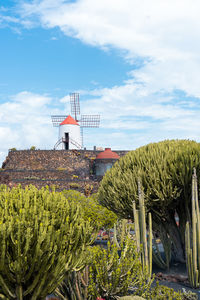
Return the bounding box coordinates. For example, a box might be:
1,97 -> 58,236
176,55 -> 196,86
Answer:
70,93 -> 80,120
80,115 -> 100,128
51,115 -> 67,127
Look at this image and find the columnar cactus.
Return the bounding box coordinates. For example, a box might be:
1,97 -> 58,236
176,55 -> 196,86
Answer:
185,168 -> 200,288
0,185 -> 94,299
133,181 -> 152,281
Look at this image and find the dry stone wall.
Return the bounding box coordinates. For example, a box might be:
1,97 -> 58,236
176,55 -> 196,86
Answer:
0,149 -> 128,193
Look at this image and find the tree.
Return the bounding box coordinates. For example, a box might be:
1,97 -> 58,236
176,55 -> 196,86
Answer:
0,185 -> 94,299
98,140 -> 200,262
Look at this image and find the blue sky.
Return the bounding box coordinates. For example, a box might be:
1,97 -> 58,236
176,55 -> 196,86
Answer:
1,0 -> 200,165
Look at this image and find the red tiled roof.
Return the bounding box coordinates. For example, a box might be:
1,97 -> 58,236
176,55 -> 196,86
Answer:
96,148 -> 120,159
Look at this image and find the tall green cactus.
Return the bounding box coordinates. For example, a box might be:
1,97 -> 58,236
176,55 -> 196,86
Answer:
185,168 -> 200,288
0,185 -> 94,299
133,181 -> 152,281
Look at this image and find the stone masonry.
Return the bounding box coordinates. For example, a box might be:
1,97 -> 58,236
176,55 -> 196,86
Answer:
0,149 -> 128,194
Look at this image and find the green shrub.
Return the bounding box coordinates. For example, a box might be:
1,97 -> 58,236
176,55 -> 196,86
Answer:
63,190 -> 117,230
30,146 -> 36,150
98,139 -> 200,262
0,185 -> 94,299
56,236 -> 151,300
88,237 -> 152,299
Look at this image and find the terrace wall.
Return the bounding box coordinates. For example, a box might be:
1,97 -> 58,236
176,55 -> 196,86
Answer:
0,149 -> 128,193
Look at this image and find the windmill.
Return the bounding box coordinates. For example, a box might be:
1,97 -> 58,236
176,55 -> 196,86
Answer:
51,93 -> 100,150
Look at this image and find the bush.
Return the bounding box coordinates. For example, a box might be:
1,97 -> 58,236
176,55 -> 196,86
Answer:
30,146 -> 36,150
56,234 -> 152,300
0,185 -> 94,299
88,237 -> 152,299
98,140 -> 200,262
63,190 -> 117,231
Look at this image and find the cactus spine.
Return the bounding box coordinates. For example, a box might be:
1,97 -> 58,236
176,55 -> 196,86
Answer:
133,181 -> 152,281
185,168 -> 200,288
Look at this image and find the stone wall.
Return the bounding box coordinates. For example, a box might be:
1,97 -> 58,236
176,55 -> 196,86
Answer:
0,149 -> 129,193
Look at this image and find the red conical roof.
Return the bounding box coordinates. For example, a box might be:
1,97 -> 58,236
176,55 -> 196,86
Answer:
60,115 -> 79,126
96,148 -> 120,159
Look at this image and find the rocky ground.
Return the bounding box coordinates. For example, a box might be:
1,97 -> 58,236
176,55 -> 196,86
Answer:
153,262 -> 200,299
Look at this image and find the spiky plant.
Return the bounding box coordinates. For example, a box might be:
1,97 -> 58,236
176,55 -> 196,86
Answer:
0,185 -> 94,299
185,168 -> 200,288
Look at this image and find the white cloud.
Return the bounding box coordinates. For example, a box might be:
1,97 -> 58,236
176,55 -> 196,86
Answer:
0,91 -> 59,165
1,86 -> 200,166
14,0 -> 200,99
1,1 -> 200,164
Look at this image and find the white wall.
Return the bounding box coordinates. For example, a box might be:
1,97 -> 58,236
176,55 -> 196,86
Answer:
58,124 -> 82,149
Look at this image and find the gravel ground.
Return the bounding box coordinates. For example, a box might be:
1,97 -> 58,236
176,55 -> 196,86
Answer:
153,262 -> 200,299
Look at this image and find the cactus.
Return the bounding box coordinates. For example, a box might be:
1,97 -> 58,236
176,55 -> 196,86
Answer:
112,219 -> 130,248
132,181 -> 152,281
185,168 -> 200,288
88,235 -> 152,300
0,185 -> 94,299
55,266 -> 89,300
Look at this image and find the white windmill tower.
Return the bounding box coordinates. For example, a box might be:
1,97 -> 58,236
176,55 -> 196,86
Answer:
51,93 -> 100,150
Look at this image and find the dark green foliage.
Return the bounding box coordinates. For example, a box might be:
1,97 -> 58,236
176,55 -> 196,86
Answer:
0,185 -> 94,299
62,190 -> 117,230
98,140 -> 200,262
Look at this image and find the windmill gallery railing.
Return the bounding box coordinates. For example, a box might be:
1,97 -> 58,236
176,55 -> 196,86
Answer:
53,137 -> 82,150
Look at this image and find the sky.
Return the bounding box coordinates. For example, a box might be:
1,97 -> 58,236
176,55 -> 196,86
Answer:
1,0 -> 200,166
